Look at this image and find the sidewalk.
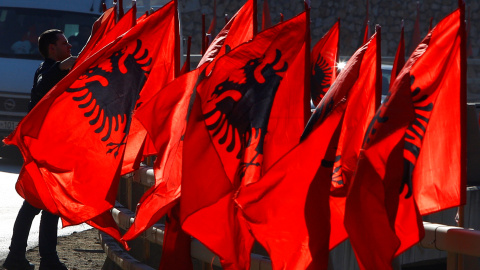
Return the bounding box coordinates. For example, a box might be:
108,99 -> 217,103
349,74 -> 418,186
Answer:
0,229 -> 107,270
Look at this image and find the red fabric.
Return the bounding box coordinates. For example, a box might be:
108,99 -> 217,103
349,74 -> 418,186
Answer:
345,7 -> 465,269
235,30 -> 380,269
310,19 -> 340,106
122,69 -> 199,241
158,203 -> 193,270
261,0 -> 272,30
3,1 -> 177,249
180,12 -> 307,270
75,7 -> 116,66
262,42 -> 307,173
390,24 -> 405,89
197,0 -> 254,72
121,2 -> 179,173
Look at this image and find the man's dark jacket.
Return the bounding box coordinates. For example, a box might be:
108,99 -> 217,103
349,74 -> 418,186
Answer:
28,58 -> 69,111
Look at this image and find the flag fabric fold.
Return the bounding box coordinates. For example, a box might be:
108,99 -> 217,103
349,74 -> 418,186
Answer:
122,69 -> 199,241
235,28 -> 381,269
4,1 -> 178,248
180,12 -> 307,270
345,6 -> 465,269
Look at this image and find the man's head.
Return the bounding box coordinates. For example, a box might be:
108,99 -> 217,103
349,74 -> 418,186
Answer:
38,29 -> 72,61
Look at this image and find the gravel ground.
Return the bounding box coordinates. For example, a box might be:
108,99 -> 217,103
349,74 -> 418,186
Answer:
0,229 -> 108,270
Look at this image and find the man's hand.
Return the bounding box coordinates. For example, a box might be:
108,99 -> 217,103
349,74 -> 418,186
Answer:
59,56 -> 78,71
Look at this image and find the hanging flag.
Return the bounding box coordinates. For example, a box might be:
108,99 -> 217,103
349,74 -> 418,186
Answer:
310,19 -> 340,106
235,27 -> 381,270
345,5 -> 466,269
4,0 -> 178,248
262,0 -> 272,30
180,12 -> 307,270
390,21 -> 405,89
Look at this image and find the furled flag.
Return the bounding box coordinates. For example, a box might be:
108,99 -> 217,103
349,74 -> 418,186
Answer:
344,4 -> 466,269
4,0 -> 178,248
235,27 -> 381,270
310,19 -> 340,106
390,21 -> 405,89
180,12 -> 307,270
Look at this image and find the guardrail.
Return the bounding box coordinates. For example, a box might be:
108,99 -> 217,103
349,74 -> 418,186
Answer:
98,166 -> 480,270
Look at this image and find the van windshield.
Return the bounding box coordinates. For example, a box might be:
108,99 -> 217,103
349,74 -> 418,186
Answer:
0,7 -> 99,60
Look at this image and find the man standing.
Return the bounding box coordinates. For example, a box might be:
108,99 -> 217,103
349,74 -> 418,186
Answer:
3,29 -> 76,270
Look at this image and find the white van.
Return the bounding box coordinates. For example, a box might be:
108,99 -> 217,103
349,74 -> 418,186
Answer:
0,0 -> 114,144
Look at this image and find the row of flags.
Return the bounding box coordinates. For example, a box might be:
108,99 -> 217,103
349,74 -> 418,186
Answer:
3,0 -> 467,269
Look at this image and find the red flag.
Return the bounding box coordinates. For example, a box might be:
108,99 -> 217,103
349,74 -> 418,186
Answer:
158,203 -> 193,270
235,28 -> 381,270
197,0 -> 254,71
390,21 -> 405,89
75,6 -> 116,66
122,0 -> 253,251
408,2 -> 421,56
4,0 -> 178,248
180,12 -> 307,270
345,6 -> 466,269
120,1 -> 179,174
261,0 -> 272,30
310,19 -> 340,106
122,69 -> 199,241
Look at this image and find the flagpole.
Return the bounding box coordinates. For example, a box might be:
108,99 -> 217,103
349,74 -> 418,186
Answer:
457,3 -> 467,268
118,0 -> 124,19
174,0 -> 180,78
458,0 -> 467,230
336,18 -> 340,77
201,14 -> 206,55
375,25 -> 381,110
253,0 -> 258,36
304,0 -> 311,125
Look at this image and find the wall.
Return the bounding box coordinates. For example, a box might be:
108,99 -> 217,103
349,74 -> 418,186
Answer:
178,0 -> 478,58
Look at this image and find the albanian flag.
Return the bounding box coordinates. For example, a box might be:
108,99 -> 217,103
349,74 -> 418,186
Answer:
180,12 -> 307,270
344,5 -> 466,270
310,19 -> 339,106
235,27 -> 381,270
4,0 -> 178,247
121,1 -> 179,173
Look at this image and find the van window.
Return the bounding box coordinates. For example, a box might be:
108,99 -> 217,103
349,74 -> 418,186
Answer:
0,7 -> 99,59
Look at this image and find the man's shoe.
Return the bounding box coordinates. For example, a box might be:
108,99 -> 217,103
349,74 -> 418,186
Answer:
2,258 -> 35,270
38,260 -> 68,270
